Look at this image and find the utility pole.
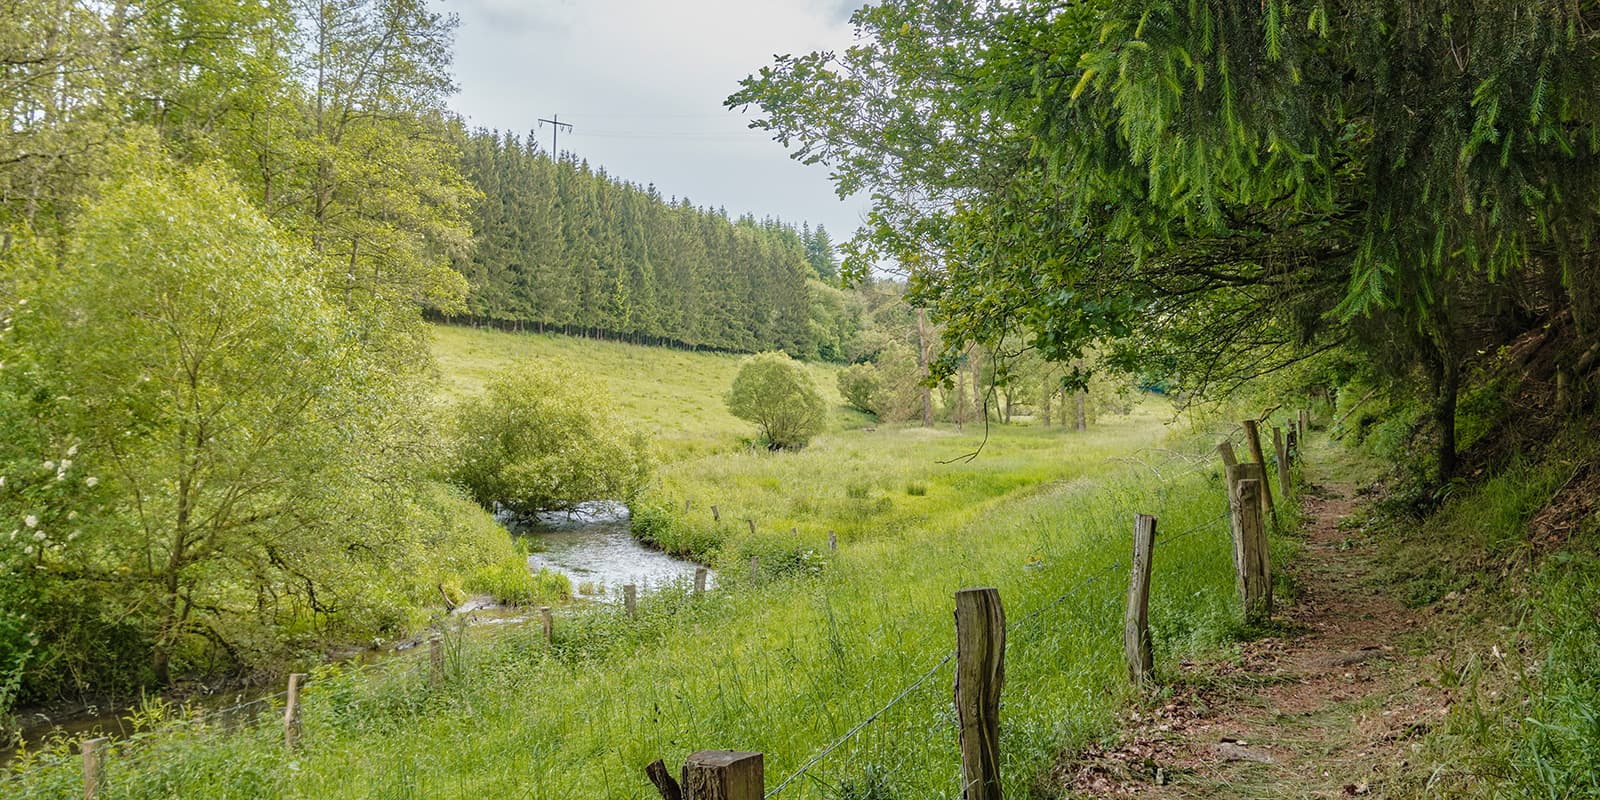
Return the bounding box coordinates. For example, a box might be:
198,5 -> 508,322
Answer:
538,114 -> 573,158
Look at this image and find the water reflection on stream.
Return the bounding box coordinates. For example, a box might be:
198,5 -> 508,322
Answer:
505,501 -> 714,601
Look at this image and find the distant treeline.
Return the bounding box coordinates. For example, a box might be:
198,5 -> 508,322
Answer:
455,131 -> 858,359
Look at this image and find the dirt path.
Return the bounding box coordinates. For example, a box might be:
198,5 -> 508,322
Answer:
1054,476 -> 1456,798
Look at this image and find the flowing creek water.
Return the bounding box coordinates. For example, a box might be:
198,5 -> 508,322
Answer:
507,501 -> 713,601
7,501 -> 709,760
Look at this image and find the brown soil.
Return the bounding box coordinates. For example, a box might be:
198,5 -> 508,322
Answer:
1051,479 -> 1460,799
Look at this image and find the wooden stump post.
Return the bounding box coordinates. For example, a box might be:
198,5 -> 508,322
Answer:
749,555 -> 759,583
1124,514 -> 1158,684
1241,419 -> 1277,521
828,530 -> 837,551
746,519 -> 756,536
711,505 -> 720,522
647,759 -> 684,800
954,587 -> 1005,800
284,673 -> 306,750
1217,439 -> 1239,470
1229,478 -> 1272,622
624,584 -> 638,617
82,736 -> 107,800
540,606 -> 553,642
682,750 -> 763,800
429,637 -> 444,688
1273,426 -> 1292,501
693,567 -> 708,596
685,498 -> 692,513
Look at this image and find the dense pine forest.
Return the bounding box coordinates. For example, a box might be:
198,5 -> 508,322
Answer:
451,131 -> 858,359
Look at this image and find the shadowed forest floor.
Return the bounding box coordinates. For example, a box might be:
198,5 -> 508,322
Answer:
1053,463 -> 1477,799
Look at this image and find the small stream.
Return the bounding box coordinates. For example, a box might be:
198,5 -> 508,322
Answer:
7,501 -> 709,759
505,501 -> 714,601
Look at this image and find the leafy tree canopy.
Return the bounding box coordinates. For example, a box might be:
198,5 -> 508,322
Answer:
731,0 -> 1600,477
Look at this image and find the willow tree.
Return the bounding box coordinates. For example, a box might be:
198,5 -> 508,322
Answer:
732,0 -> 1600,479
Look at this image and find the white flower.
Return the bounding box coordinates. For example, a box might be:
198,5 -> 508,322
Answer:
60,459 -> 72,471
23,515 -> 37,528
41,460 -> 54,470
66,444 -> 78,457
0,476 -> 6,487
67,511 -> 77,521
67,531 -> 79,541
85,476 -> 99,488
21,546 -> 32,556
32,531 -> 44,542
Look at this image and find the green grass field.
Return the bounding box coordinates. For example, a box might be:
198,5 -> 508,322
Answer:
429,325 -> 855,459
6,327 -> 1254,798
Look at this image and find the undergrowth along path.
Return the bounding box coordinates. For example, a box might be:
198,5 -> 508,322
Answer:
1057,458 -> 1460,799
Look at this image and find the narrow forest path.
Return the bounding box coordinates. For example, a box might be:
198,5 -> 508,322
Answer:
1055,467 -> 1461,798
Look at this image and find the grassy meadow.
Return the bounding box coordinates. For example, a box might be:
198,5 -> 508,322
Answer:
6,326 -> 1259,798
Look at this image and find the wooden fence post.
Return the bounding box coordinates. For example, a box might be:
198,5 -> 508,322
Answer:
828,530 -> 837,551
82,736 -> 107,800
693,567 -> 708,596
624,584 -> 638,617
1299,408 -> 1310,439
540,606 -> 553,642
749,555 -> 759,583
954,587 -> 1005,800
1241,419 -> 1277,521
682,750 -> 763,800
1217,439 -> 1239,470
1124,515 -> 1158,684
284,673 -> 306,750
746,519 -> 756,535
429,637 -> 444,688
1273,426 -> 1292,501
1228,478 -> 1272,622
685,498 -> 692,513
711,505 -> 720,522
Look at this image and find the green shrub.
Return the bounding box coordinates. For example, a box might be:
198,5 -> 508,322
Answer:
836,362 -> 882,415
726,352 -> 828,449
449,362 -> 653,515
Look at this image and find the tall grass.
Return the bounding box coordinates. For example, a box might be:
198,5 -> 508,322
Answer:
4,417 -> 1247,798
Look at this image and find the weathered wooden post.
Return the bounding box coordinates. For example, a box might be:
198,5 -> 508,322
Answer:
685,498 -> 692,513
429,636 -> 445,688
682,750 -> 763,800
954,587 -> 1005,800
693,567 -> 708,596
1241,419 -> 1277,521
82,737 -> 107,800
748,555 -> 759,583
1216,441 -> 1241,470
284,673 -> 306,750
1229,478 -> 1272,622
746,518 -> 756,536
1299,408 -> 1310,439
711,505 -> 720,522
646,759 -> 684,800
1273,426 -> 1292,501
624,584 -> 638,617
540,606 -> 553,642
1124,515 -> 1158,684
828,530 -> 838,551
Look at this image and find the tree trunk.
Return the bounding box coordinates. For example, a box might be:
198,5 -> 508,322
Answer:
1433,354 -> 1460,480
916,308 -> 932,427
1074,389 -> 1087,432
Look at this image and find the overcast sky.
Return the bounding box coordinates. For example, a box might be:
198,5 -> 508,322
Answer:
439,0 -> 870,242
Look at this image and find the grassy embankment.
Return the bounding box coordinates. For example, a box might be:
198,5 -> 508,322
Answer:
7,326 -> 1258,798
